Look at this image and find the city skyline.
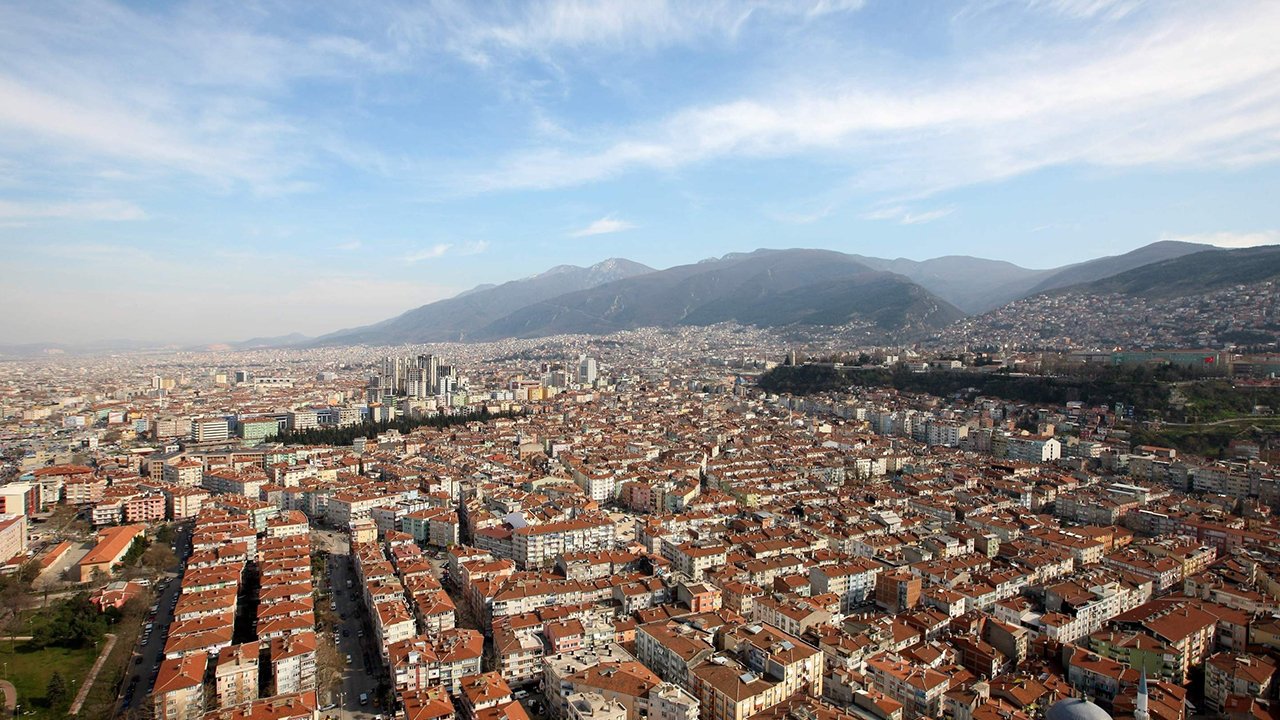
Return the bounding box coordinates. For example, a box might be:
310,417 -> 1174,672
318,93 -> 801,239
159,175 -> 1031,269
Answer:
2,0 -> 1279,343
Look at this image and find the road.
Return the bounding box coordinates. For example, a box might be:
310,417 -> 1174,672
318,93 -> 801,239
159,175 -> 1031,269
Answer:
1156,414 -> 1280,428
315,528 -> 382,720
116,522 -> 192,714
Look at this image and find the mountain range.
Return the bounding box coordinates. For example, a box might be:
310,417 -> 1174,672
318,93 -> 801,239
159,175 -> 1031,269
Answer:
851,240 -> 1209,313
4,241 -> 1272,357
311,240 -> 1265,346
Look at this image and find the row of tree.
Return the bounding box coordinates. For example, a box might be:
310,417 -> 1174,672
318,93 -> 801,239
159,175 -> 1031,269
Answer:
267,406 -> 524,446
758,363 -> 1178,418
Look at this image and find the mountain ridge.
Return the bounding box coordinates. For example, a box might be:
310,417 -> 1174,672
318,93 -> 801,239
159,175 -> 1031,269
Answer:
303,241 -> 1240,347
454,248 -> 964,340
312,257 -> 654,346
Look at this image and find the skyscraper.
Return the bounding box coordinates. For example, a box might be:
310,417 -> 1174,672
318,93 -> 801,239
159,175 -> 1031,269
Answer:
578,355 -> 598,385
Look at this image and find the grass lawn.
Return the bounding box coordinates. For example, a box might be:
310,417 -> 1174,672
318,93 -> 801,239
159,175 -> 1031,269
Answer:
0,642 -> 99,718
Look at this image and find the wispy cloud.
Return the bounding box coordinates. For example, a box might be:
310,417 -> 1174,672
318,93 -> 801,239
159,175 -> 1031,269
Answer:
0,3 -> 404,194
335,240 -> 363,251
428,0 -> 866,63
404,240 -> 490,262
1026,0 -> 1140,20
404,243 -> 454,263
570,216 -> 637,237
471,2 -> 1280,197
1161,231 -> 1280,249
0,199 -> 145,221
457,240 -> 491,255
862,205 -> 955,225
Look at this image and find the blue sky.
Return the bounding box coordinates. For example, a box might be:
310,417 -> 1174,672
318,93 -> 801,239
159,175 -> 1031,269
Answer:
1,0 -> 1278,343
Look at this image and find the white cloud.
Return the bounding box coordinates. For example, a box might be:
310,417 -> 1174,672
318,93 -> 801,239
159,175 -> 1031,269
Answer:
1026,0 -> 1140,20
0,3 -> 405,194
404,243 -> 454,262
1161,231 -> 1280,249
471,2 -> 1280,197
335,240 -> 363,251
457,240 -> 491,255
862,205 -> 955,225
403,240 -> 490,262
0,199 -> 145,221
430,0 -> 865,62
570,216 -> 637,237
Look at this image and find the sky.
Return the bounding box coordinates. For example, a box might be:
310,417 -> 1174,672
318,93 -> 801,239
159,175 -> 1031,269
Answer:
1,0 -> 1279,344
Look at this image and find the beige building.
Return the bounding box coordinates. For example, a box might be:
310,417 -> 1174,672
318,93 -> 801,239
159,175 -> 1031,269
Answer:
154,654 -> 207,720
78,524 -> 146,582
0,514 -> 28,564
215,642 -> 259,709
270,631 -> 318,696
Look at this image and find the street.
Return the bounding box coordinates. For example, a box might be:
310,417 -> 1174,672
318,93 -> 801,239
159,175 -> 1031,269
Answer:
116,522 -> 191,714
314,528 -> 382,720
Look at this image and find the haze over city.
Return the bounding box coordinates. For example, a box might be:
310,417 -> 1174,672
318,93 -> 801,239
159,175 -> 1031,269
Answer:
2,0 -> 1279,343
4,4 -> 1280,720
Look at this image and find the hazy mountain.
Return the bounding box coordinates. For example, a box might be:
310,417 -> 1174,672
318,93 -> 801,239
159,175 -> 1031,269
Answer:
472,249 -> 962,339
1070,244 -> 1280,298
231,332 -> 312,349
454,283 -> 497,298
312,258 -> 655,345
0,339 -> 167,358
852,255 -> 1054,313
1025,240 -> 1211,295
849,242 -> 1215,313
306,241 -> 1238,347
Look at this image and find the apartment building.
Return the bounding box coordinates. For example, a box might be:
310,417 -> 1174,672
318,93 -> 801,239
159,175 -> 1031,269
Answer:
269,631 -> 318,696
865,655 -> 952,719
810,559 -> 882,612
1204,652 -> 1275,713
193,417 -> 231,443
662,542 -> 729,582
214,642 -> 259,709
154,654 -> 208,720
512,516 -> 617,570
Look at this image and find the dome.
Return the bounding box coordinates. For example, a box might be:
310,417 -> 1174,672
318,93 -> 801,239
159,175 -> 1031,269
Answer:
1046,698 -> 1113,720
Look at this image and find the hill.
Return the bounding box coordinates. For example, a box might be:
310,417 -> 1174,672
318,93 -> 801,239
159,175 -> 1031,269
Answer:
853,255 -> 1054,313
1025,240 -> 1211,295
471,249 -> 963,340
312,258 -> 654,345
1076,244 -> 1280,298
934,244 -> 1280,350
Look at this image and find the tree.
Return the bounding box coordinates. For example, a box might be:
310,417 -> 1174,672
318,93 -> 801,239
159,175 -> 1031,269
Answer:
141,542 -> 176,572
154,524 -> 176,544
29,593 -> 106,650
46,671 -> 69,709
18,559 -> 40,585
